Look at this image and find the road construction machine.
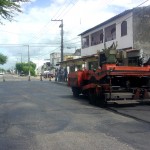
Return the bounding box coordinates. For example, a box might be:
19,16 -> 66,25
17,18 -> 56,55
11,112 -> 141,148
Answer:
68,43 -> 150,106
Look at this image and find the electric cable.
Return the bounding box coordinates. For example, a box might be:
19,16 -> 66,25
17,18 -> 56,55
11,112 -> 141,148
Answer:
27,0 -> 78,44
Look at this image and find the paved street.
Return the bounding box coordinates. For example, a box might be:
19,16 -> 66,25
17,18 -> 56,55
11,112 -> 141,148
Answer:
0,77 -> 150,150
0,74 -> 41,82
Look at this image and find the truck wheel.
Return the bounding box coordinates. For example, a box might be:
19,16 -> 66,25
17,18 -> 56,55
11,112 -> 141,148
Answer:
97,95 -> 107,107
89,76 -> 96,84
88,89 -> 97,105
72,87 -> 81,97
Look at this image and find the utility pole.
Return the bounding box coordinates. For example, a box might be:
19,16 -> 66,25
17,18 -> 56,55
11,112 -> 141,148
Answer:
51,19 -> 64,62
18,53 -> 22,63
24,45 -> 31,81
23,45 -> 30,81
21,53 -> 22,63
28,45 -> 31,81
19,53 -> 22,63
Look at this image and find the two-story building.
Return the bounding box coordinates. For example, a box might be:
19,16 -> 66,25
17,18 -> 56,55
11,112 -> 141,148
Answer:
79,6 -> 150,63
59,6 -> 150,73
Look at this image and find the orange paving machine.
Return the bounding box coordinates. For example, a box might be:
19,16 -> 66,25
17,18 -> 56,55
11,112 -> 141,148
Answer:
68,43 -> 150,106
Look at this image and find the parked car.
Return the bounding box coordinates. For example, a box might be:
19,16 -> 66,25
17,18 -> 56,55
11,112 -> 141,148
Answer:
20,71 -> 25,76
20,73 -> 25,76
43,72 -> 54,78
0,72 -> 4,75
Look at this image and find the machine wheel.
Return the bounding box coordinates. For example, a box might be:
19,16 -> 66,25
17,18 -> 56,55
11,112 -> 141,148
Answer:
88,89 -> 97,105
72,87 -> 81,97
97,94 -> 107,107
89,76 -> 97,84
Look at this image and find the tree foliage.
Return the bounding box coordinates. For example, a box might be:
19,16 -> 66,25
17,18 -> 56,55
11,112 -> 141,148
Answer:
0,68 -> 5,72
16,61 -> 36,76
0,0 -> 30,24
0,53 -> 7,65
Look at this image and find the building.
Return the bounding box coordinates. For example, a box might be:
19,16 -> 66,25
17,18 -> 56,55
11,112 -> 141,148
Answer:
50,50 -> 81,68
60,6 -> 150,72
50,50 -> 81,74
50,52 -> 61,68
36,61 -> 51,76
79,6 -> 150,57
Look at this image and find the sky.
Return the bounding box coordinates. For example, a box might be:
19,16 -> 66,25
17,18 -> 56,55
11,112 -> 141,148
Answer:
0,0 -> 150,69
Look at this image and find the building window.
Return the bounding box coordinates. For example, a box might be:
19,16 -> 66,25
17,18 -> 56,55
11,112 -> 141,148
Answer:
91,29 -> 103,46
121,21 -> 127,36
105,24 -> 116,42
111,28 -> 116,39
100,33 -> 103,43
82,36 -> 89,48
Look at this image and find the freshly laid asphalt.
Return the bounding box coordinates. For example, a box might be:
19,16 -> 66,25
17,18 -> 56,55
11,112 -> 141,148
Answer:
0,76 -> 150,150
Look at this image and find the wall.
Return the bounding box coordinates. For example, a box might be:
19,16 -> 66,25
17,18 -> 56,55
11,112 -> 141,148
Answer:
133,6 -> 150,54
116,12 -> 133,49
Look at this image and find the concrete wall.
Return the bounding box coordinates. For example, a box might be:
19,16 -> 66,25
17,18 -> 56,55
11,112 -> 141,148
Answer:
133,6 -> 150,54
116,12 -> 133,49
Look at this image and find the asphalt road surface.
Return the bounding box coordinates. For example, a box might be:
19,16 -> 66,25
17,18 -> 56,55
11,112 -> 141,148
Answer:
0,74 -> 40,82
0,78 -> 150,150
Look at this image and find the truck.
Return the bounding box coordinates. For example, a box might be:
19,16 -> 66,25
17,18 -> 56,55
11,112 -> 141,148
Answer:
68,43 -> 150,106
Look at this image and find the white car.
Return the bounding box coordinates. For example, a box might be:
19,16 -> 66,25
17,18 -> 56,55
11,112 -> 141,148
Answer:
0,72 -> 4,75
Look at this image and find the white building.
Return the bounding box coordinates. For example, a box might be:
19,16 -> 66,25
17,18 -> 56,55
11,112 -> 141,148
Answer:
50,52 -> 80,68
79,6 -> 150,57
50,52 -> 61,68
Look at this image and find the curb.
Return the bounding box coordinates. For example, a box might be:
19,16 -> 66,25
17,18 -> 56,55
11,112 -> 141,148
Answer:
51,80 -> 68,86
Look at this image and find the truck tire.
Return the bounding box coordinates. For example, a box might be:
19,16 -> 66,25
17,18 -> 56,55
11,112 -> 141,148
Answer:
88,89 -> 97,105
72,87 -> 81,97
97,95 -> 107,107
89,76 -> 96,84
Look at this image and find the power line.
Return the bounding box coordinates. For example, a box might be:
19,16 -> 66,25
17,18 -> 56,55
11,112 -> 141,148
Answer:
26,0 -> 77,44
115,0 -> 150,26
56,0 -> 79,19
51,0 -> 72,20
0,45 -> 59,47
64,36 -> 80,43
0,1 -> 77,50
137,0 -> 150,7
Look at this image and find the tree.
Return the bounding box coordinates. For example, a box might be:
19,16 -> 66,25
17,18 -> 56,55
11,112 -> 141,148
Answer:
0,0 -> 30,24
0,53 -> 7,65
0,68 -> 5,72
16,61 -> 36,76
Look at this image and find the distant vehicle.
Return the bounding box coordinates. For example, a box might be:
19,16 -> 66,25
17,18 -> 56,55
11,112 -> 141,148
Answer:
20,73 -> 25,76
42,71 -> 54,78
20,71 -> 25,76
0,72 -> 4,75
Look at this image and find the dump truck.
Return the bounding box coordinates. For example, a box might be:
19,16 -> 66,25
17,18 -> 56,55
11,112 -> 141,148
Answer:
68,43 -> 150,106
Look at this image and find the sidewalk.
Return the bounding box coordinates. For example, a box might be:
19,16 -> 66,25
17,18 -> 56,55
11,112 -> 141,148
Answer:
50,77 -> 68,86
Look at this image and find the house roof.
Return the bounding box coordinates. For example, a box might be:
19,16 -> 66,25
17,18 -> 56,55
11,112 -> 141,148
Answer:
78,9 -> 133,36
59,54 -> 98,66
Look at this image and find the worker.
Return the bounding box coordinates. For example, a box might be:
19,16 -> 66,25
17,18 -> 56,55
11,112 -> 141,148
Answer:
64,67 -> 68,82
98,66 -> 101,70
